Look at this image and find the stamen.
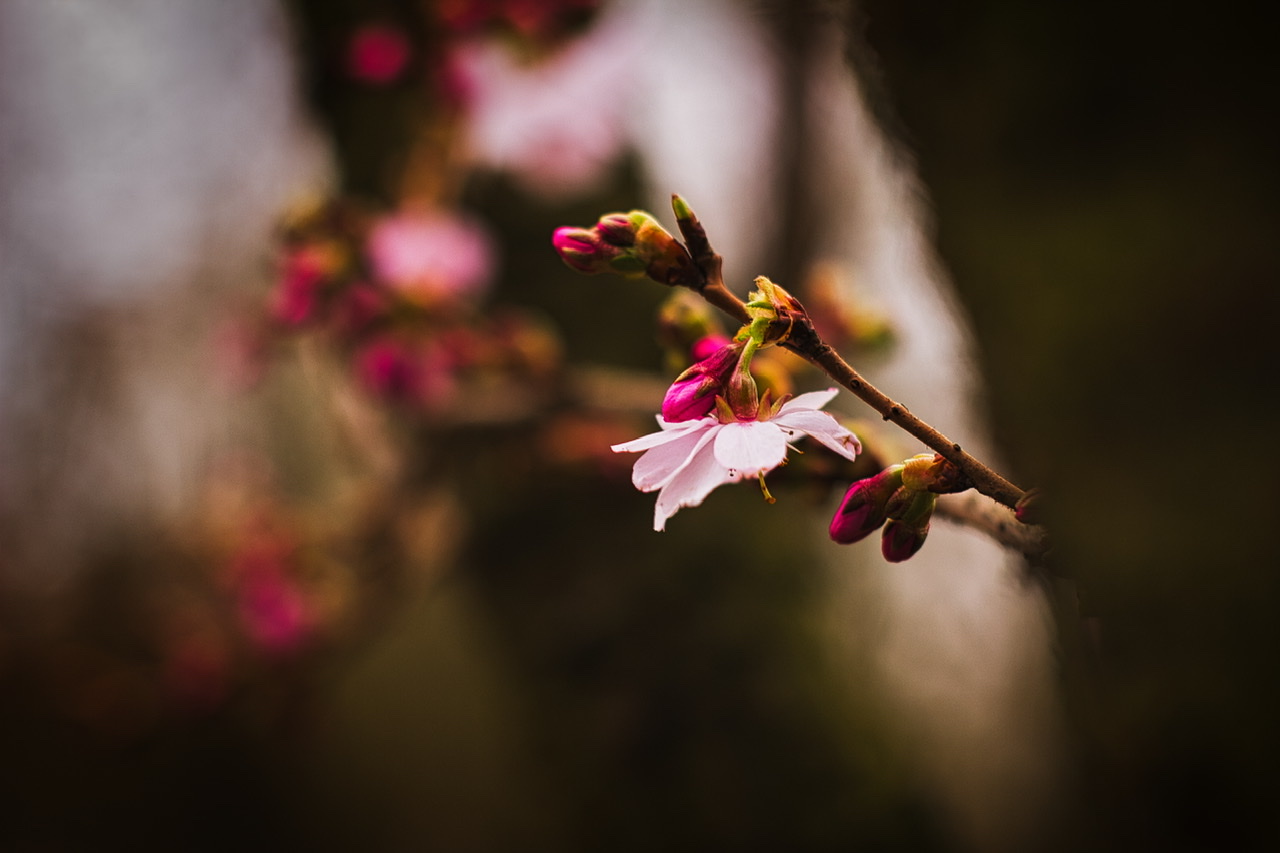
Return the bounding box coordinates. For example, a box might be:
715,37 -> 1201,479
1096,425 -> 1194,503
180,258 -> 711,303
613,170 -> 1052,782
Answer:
758,472 -> 776,504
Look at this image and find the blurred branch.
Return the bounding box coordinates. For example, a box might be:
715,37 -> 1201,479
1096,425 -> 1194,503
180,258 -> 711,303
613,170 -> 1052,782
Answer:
934,492 -> 1049,566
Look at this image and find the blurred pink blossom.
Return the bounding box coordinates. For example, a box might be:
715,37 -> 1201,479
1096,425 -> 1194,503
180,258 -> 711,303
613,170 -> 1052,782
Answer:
437,0 -> 600,39
238,569 -> 310,657
366,210 -> 494,302
271,245 -> 329,326
446,15 -> 640,197
346,24 -> 410,84
225,528 -> 313,658
354,335 -> 456,407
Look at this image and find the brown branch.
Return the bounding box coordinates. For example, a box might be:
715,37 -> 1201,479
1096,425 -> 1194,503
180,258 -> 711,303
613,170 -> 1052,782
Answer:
783,317 -> 1026,509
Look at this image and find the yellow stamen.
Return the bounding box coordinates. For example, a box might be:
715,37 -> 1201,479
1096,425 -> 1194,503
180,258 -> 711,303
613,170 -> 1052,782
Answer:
758,472 -> 776,504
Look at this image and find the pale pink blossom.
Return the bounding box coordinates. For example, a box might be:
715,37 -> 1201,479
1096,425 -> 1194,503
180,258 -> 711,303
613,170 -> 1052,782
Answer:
611,388 -> 861,531
366,210 -> 494,301
445,14 -> 640,197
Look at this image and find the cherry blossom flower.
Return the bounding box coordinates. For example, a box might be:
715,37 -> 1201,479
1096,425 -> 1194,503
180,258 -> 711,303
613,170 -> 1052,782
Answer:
366,210 -> 494,302
444,12 -> 640,197
612,388 -> 860,531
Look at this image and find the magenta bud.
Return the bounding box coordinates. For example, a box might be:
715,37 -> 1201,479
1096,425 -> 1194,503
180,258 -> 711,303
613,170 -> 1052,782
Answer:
661,375 -> 719,421
661,341 -> 742,422
880,490 -> 936,562
552,227 -> 612,273
595,213 -> 638,247
690,334 -> 731,363
828,466 -> 904,544
881,519 -> 929,562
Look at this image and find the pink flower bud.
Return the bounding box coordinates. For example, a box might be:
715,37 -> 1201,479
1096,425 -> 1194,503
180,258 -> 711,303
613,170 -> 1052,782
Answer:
690,334 -> 731,363
595,212 -> 638,247
552,210 -> 701,285
881,519 -> 929,563
828,466 -> 904,545
880,490 -> 937,562
552,226 -> 615,274
661,341 -> 742,422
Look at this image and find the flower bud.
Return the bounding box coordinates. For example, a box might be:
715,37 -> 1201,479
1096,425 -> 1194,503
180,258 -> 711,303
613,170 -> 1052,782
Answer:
595,212 -> 638,247
881,519 -> 927,563
725,354 -> 760,422
690,335 -> 730,363
552,211 -> 699,285
901,452 -> 969,494
630,214 -> 698,286
552,226 -> 618,274
661,341 -> 741,421
880,490 -> 937,563
828,465 -> 904,545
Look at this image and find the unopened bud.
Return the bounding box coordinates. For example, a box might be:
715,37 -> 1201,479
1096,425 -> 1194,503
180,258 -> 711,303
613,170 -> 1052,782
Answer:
690,335 -> 731,362
595,212 -> 638,247
552,212 -> 699,286
725,351 -> 760,421
745,277 -> 804,346
661,341 -> 742,422
881,519 -> 927,563
901,452 -> 969,494
828,465 -> 904,545
880,490 -> 937,563
552,226 -> 617,274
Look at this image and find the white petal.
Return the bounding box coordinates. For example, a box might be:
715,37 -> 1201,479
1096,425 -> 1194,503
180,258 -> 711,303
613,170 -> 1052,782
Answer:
631,424 -> 718,492
611,418 -> 708,453
772,410 -> 861,460
712,421 -> 788,475
653,437 -> 738,530
777,387 -> 840,414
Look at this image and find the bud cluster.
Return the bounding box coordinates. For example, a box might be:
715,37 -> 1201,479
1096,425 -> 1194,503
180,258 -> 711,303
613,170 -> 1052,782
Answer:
552,210 -> 700,287
828,452 -> 968,562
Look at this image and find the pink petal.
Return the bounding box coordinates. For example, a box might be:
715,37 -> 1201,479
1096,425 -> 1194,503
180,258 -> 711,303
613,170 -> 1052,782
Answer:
712,421 -> 789,476
630,425 -> 718,492
611,418 -> 707,454
653,437 -> 738,531
771,410 -> 862,460
778,387 -> 840,414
